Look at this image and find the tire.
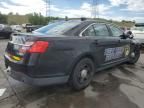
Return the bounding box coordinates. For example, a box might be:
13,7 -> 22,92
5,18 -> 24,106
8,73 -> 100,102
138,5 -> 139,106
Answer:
69,58 -> 95,90
128,48 -> 140,64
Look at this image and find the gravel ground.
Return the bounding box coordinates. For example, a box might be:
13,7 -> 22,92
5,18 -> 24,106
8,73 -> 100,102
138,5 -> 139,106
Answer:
0,39 -> 144,108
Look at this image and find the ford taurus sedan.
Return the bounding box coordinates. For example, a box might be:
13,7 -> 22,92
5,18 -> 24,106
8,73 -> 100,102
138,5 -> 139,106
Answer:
4,20 -> 140,90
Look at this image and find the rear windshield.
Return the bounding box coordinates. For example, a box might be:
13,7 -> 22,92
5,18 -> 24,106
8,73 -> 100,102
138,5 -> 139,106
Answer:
34,21 -> 81,35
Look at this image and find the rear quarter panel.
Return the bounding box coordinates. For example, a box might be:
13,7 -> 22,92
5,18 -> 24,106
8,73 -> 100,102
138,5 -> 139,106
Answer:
29,36 -> 98,77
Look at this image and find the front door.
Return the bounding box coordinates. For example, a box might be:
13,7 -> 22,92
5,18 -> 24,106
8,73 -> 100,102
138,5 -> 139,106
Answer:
108,24 -> 131,60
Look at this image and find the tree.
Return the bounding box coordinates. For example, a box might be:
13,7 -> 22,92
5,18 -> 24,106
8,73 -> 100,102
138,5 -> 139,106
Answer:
16,13 -> 19,16
27,13 -> 60,25
0,12 -> 7,24
28,13 -> 47,25
8,12 -> 13,15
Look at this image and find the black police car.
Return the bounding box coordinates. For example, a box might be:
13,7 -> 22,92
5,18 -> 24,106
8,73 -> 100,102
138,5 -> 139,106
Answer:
4,20 -> 140,90
0,24 -> 13,39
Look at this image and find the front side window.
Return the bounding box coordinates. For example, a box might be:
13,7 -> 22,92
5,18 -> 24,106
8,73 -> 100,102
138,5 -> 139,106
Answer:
109,25 -> 123,36
93,24 -> 110,36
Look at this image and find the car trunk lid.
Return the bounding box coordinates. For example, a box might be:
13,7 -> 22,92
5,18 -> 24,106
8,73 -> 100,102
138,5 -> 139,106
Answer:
6,33 -> 36,61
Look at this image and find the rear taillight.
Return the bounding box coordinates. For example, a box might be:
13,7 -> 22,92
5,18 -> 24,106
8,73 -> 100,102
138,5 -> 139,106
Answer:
19,41 -> 49,54
28,41 -> 49,53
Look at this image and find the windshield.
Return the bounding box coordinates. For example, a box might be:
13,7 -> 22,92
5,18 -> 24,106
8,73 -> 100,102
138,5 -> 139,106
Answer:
131,27 -> 144,31
34,21 -> 81,35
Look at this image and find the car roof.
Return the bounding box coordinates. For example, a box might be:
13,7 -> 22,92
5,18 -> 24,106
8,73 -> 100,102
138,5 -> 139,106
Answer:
34,20 -> 118,36
58,19 -> 111,25
64,20 -> 112,36
81,20 -> 112,24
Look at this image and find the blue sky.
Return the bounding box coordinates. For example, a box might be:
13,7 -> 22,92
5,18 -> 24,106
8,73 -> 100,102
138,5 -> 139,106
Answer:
0,0 -> 144,22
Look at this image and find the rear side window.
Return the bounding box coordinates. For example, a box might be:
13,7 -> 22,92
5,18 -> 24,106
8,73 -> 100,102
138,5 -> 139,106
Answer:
34,21 -> 81,35
93,24 -> 110,36
82,26 -> 96,36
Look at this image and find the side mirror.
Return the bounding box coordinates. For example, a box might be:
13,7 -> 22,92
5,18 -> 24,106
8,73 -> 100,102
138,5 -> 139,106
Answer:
120,31 -> 134,39
126,31 -> 134,39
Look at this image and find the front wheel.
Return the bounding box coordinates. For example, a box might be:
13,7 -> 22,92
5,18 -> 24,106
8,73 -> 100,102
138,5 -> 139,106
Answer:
69,58 -> 95,90
128,48 -> 140,64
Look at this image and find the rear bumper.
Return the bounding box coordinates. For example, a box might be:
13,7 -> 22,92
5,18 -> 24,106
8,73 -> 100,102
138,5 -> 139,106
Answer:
4,54 -> 70,86
9,69 -> 69,86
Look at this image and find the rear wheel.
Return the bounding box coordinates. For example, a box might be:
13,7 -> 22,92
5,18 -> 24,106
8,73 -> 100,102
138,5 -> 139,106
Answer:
69,58 -> 95,90
128,48 -> 140,64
